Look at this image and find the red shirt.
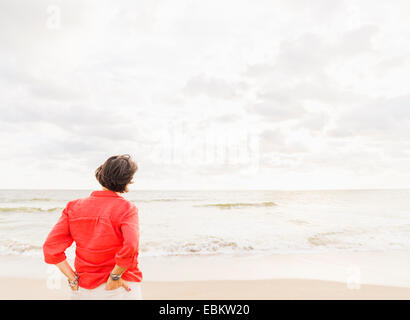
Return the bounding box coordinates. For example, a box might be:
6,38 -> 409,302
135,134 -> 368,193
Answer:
43,190 -> 142,289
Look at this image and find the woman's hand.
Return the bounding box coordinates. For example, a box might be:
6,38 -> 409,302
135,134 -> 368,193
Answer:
105,277 -> 131,291
68,276 -> 79,291
55,260 -> 79,291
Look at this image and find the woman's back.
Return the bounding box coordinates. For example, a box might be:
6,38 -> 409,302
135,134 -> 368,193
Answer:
70,191 -> 129,254
43,154 -> 142,298
43,190 -> 142,289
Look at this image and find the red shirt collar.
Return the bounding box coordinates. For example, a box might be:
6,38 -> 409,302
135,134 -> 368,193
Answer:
90,190 -> 122,198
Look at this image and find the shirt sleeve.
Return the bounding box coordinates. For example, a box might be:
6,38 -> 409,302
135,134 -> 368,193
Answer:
115,205 -> 140,270
43,202 -> 74,264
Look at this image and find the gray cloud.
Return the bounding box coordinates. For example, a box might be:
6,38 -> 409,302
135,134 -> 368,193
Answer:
330,95 -> 410,139
1,0 -> 410,189
183,74 -> 245,100
253,103 -> 305,122
246,24 -> 379,80
261,129 -> 309,154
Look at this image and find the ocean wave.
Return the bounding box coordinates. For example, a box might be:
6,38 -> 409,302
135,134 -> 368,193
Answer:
195,202 -> 277,209
0,237 -> 255,258
0,240 -> 43,256
2,198 -> 55,203
130,199 -> 186,203
288,219 -> 310,226
29,197 -> 54,201
141,238 -> 254,256
308,231 -> 361,249
0,207 -> 62,213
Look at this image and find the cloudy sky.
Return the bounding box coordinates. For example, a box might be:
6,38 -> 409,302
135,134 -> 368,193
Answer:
1,0 -> 410,190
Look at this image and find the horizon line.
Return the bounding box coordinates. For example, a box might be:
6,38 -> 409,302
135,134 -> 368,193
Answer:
0,188 -> 409,192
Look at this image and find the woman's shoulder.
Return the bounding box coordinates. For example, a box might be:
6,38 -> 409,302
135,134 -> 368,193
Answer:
114,196 -> 138,213
122,199 -> 138,213
113,199 -> 138,223
65,197 -> 88,209
65,195 -> 138,218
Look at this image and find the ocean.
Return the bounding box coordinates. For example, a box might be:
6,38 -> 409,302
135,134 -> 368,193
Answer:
1,189 -> 410,262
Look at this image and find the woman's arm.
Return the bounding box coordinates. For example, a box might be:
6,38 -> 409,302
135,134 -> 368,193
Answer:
56,259 -> 79,291
43,204 -> 73,264
105,205 -> 139,291
113,206 -> 140,269
105,264 -> 130,291
43,203 -> 78,290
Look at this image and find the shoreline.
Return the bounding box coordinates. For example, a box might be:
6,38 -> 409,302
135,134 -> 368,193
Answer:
1,277 -> 410,300
1,250 -> 410,286
1,250 -> 410,299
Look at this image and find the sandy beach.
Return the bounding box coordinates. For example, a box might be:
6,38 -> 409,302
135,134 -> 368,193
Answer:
1,277 -> 410,300
1,252 -> 410,300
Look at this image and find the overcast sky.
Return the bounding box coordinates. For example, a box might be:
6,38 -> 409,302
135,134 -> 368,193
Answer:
1,0 -> 410,190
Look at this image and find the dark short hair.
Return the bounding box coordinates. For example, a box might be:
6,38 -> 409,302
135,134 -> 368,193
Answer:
95,154 -> 138,193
